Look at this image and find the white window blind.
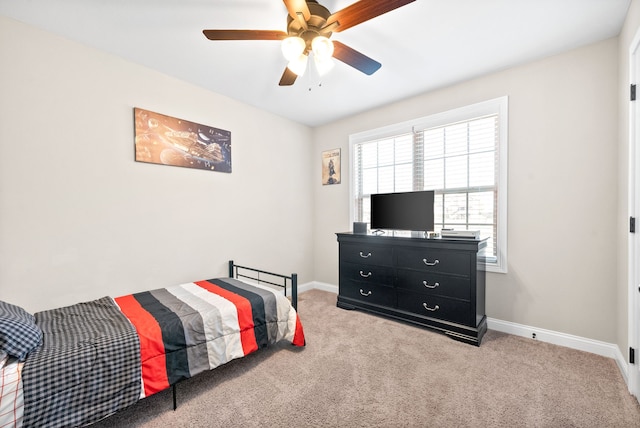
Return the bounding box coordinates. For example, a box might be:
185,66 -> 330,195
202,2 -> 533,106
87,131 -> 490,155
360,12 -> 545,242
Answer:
353,133 -> 415,223
350,97 -> 508,273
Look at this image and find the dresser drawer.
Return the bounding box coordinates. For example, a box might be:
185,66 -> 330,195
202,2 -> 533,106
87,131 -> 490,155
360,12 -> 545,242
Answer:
340,243 -> 393,266
395,247 -> 470,276
340,280 -> 396,307
340,262 -> 395,288
397,291 -> 472,326
396,270 -> 471,301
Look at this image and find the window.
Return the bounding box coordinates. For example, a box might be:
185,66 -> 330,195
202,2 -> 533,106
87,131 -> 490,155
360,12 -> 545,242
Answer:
350,97 -> 508,273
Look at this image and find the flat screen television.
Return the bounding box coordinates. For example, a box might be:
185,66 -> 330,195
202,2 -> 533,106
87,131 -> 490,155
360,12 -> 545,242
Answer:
370,190 -> 435,232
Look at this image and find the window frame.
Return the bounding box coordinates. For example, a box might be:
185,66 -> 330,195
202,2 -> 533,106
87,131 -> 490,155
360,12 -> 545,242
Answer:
349,96 -> 508,273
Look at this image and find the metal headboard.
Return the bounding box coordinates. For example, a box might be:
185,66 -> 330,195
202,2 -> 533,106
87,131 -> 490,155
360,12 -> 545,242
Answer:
228,260 -> 298,310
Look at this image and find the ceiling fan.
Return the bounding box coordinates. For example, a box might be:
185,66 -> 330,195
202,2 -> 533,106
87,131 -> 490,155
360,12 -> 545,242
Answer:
203,0 -> 416,86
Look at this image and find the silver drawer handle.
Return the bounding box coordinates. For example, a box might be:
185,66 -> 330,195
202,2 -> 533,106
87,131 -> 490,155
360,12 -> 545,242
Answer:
423,281 -> 440,289
359,271 -> 372,278
423,258 -> 440,266
422,303 -> 440,312
360,289 -> 372,297
359,251 -> 372,258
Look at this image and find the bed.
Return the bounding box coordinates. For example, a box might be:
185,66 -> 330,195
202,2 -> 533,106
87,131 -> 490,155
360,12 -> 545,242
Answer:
0,261 -> 305,428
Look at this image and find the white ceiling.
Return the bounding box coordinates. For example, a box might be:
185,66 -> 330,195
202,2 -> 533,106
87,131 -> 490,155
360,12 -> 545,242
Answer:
0,0 -> 631,127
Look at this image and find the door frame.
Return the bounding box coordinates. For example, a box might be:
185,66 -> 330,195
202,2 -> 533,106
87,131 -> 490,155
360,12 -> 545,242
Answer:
628,26 -> 640,400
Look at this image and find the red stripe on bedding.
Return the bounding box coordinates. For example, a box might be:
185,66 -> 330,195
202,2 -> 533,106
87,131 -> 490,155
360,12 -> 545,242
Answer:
194,280 -> 258,356
293,314 -> 305,347
114,294 -> 169,396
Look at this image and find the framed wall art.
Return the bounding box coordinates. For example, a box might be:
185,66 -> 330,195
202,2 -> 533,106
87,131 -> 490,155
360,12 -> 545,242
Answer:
322,148 -> 341,185
134,108 -> 231,173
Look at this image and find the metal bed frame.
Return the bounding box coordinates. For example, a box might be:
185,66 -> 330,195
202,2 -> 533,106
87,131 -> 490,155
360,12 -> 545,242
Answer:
228,260 -> 298,311
171,260 -> 299,410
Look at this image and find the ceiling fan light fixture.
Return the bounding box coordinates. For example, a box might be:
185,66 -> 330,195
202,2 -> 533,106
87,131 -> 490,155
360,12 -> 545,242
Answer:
311,36 -> 334,61
203,0 -> 417,86
287,54 -> 308,76
281,36 -> 306,61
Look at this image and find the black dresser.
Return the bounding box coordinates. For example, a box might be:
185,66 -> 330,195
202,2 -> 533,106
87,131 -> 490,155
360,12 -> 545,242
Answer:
336,232 -> 487,345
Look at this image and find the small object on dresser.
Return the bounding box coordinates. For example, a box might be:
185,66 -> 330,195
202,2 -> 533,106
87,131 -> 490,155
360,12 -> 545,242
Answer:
353,222 -> 368,234
440,229 -> 480,239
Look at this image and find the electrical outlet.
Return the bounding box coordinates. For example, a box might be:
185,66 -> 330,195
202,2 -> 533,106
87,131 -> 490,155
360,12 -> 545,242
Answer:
532,333 -> 537,339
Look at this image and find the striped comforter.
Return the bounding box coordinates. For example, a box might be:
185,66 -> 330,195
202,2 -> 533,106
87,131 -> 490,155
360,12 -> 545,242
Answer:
115,277 -> 305,397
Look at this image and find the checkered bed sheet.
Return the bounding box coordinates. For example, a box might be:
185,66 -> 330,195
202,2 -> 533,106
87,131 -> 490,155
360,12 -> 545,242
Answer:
21,297 -> 141,428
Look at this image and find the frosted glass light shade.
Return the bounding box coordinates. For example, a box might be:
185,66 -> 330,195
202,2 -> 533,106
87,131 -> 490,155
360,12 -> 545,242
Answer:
314,55 -> 334,76
281,37 -> 306,61
287,54 -> 308,76
311,36 -> 334,61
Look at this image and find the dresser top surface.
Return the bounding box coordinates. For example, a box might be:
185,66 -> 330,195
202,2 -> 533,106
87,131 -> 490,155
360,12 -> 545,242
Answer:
336,232 -> 488,251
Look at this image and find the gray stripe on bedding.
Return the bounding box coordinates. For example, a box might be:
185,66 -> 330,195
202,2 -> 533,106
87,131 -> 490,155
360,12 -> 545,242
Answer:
148,288 -> 209,378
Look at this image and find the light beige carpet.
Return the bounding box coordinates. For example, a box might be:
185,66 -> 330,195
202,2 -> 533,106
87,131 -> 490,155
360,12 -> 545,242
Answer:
92,289 -> 640,428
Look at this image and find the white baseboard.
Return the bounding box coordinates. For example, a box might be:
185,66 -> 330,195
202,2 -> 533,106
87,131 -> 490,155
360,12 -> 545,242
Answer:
487,318 -> 629,384
300,281 -> 338,294
298,282 -> 629,385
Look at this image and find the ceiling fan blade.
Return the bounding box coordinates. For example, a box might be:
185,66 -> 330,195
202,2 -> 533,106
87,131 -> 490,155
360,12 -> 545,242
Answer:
279,67 -> 298,86
332,41 -> 381,75
283,0 -> 311,21
203,30 -> 288,41
326,0 -> 416,33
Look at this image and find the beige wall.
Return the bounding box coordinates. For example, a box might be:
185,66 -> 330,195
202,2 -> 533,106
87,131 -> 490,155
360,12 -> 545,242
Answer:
313,38 -> 620,343
0,16 -> 314,313
618,0 -> 640,361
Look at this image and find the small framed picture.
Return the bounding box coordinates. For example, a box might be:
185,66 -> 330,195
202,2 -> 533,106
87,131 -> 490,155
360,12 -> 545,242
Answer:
322,148 -> 341,185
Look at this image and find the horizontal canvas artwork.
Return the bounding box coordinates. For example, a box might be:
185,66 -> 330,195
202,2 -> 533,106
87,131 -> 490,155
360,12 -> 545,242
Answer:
134,108 -> 231,173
